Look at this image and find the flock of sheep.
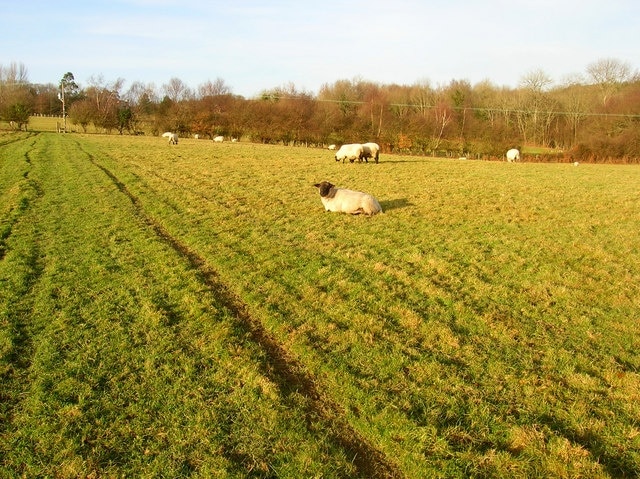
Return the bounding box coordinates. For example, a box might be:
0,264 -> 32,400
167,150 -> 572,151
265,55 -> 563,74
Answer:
159,133 -> 531,217
330,142 -> 380,164
162,132 -> 237,144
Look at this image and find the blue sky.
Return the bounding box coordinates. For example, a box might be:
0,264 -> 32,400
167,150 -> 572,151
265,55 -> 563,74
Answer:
3,0 -> 638,97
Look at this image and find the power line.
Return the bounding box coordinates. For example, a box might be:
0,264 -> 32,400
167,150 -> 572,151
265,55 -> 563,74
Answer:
268,95 -> 640,119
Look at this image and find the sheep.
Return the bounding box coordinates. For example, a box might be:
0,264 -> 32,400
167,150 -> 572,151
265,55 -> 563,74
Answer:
335,143 -> 364,163
313,181 -> 382,215
214,135 -> 224,142
506,148 -> 520,162
328,144 -> 336,150
361,142 -> 380,163
162,132 -> 178,144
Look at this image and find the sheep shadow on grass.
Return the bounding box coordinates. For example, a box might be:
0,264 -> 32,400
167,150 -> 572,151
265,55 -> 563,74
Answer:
380,198 -> 412,211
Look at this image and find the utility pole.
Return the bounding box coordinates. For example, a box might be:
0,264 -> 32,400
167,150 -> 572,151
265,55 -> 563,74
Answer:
58,84 -> 66,133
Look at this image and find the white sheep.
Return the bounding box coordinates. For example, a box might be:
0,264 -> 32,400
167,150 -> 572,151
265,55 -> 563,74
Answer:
328,144 -> 336,150
335,143 -> 364,163
361,142 -> 380,163
506,148 -> 520,162
214,135 -> 224,142
162,132 -> 178,144
313,181 -> 382,215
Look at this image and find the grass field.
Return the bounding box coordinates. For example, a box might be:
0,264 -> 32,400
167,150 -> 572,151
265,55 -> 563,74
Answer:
1,132 -> 639,478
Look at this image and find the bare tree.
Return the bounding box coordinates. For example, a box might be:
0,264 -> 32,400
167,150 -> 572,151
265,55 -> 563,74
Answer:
410,80 -> 434,118
432,100 -> 452,150
1,62 -> 29,84
85,75 -> 125,132
123,81 -> 157,132
556,74 -> 589,147
0,62 -> 32,129
162,77 -> 193,102
586,58 -> 633,106
68,99 -> 95,132
198,78 -> 231,98
124,81 -> 157,106
516,69 -> 555,145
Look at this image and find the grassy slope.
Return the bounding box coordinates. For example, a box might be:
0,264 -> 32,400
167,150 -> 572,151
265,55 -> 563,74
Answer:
2,132 -> 640,477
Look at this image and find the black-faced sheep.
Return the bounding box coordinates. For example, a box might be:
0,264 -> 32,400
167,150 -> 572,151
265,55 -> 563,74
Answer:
313,181 -> 382,215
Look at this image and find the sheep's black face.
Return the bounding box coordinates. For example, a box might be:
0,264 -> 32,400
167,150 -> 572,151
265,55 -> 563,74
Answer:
314,181 -> 334,197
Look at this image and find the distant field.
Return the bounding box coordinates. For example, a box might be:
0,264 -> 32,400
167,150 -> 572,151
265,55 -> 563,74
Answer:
27,115 -> 61,131
25,115 -> 101,133
1,132 -> 639,478
0,116 -> 64,132
0,116 -> 106,133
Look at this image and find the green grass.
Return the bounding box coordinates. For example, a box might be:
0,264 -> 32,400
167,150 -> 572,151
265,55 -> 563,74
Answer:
2,132 -> 639,478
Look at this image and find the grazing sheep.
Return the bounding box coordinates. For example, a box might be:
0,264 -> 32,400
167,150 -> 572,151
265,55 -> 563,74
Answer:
162,132 -> 178,144
361,142 -> 380,163
506,148 -> 520,162
328,144 -> 336,150
313,181 -> 382,215
335,143 -> 364,163
214,135 -> 224,142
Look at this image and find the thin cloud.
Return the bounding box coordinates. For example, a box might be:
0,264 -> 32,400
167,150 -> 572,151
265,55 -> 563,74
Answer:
4,0 -> 638,97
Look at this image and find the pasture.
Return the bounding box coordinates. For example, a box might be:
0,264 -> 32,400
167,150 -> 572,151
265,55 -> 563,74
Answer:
1,132 -> 639,478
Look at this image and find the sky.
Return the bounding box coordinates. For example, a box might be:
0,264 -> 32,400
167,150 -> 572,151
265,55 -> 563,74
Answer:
3,0 -> 638,98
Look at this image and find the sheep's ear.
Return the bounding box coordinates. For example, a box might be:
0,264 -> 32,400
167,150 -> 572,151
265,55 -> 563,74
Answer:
313,183 -> 320,188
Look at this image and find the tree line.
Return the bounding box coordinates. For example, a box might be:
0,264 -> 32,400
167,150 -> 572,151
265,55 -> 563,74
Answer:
1,59 -> 639,162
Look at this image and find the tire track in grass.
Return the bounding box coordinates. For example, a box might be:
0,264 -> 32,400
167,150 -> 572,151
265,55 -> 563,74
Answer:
0,136 -> 41,261
0,131 -> 36,149
85,150 -> 404,479
0,135 -> 46,440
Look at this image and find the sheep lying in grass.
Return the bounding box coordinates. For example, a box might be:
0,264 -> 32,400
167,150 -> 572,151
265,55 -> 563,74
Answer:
313,181 -> 382,215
